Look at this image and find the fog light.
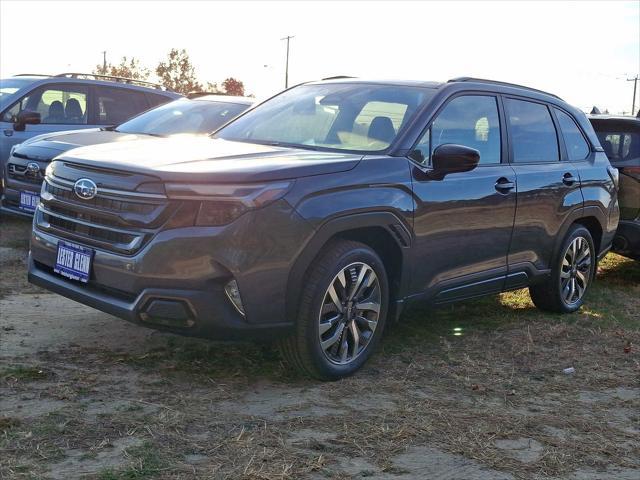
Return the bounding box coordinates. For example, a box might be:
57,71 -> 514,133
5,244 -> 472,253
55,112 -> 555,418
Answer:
224,279 -> 245,316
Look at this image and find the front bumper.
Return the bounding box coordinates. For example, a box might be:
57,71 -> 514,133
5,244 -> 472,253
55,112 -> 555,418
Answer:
612,219 -> 640,260
1,154 -> 46,218
28,202 -> 312,340
28,255 -> 292,340
1,180 -> 42,218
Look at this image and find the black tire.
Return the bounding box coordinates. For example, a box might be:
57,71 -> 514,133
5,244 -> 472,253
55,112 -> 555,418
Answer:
529,225 -> 596,313
279,239 -> 389,380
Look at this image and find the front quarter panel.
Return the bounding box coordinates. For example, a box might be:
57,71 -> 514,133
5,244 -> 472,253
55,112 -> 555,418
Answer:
288,155 -> 414,228
284,155 -> 415,318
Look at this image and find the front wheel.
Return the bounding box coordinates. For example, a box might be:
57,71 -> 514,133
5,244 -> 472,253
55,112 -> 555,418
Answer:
279,240 -> 389,380
529,225 -> 596,313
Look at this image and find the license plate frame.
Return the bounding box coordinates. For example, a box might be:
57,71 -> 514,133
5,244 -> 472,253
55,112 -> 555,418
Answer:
54,241 -> 94,283
19,190 -> 40,212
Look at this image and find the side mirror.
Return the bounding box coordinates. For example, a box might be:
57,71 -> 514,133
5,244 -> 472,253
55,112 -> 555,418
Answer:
14,111 -> 41,131
430,144 -> 480,178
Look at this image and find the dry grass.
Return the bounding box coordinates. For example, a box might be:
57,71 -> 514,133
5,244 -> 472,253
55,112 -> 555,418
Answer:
1,215 -> 639,479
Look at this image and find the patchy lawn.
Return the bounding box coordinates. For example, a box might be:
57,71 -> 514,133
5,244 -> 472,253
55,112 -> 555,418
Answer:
1,215 -> 638,479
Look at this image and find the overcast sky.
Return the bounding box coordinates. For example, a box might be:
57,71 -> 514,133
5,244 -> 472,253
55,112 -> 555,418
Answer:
1,0 -> 638,113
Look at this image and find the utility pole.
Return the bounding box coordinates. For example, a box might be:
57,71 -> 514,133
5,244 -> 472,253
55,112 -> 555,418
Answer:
101,51 -> 107,73
281,36 -> 294,89
628,75 -> 639,116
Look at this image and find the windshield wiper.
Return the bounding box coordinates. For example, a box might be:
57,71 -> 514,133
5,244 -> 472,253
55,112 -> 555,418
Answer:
109,128 -> 166,138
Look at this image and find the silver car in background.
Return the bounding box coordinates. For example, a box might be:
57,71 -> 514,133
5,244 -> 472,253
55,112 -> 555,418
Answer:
1,94 -> 254,217
0,73 -> 179,199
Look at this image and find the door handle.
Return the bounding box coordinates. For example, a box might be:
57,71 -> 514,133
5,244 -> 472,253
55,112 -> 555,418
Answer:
495,177 -> 515,193
562,173 -> 578,186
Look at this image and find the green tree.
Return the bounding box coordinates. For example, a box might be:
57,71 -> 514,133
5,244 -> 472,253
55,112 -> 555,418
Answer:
222,77 -> 245,96
93,56 -> 150,80
155,48 -> 203,94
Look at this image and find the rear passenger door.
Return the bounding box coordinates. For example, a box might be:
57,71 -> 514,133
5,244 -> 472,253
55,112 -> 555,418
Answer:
504,97 -> 583,280
409,94 -> 517,301
92,86 -> 151,126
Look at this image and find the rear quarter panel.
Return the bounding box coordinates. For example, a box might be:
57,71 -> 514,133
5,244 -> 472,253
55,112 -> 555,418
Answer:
576,151 -> 620,252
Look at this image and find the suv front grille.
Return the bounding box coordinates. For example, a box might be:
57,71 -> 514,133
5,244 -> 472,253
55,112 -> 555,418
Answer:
44,183 -> 158,215
7,163 -> 44,185
35,172 -> 176,255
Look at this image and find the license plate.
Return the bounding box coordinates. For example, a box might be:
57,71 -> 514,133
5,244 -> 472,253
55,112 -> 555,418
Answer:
54,241 -> 94,283
19,191 -> 40,211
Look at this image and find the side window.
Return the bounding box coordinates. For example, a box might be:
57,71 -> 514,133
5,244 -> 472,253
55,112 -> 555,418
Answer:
505,98 -> 559,163
555,109 -> 590,160
413,95 -> 501,165
36,86 -> 88,124
1,85 -> 88,125
95,87 -> 150,125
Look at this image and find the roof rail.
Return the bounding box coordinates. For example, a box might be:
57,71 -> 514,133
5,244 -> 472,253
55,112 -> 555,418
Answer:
321,75 -> 356,81
14,73 -> 51,77
448,77 -> 562,100
54,73 -> 171,91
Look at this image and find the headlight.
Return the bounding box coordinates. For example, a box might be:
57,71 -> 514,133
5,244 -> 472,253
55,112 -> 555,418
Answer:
164,181 -> 293,227
196,201 -> 247,226
9,144 -> 21,156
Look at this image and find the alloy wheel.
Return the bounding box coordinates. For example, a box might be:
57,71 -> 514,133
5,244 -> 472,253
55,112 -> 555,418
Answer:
560,236 -> 592,306
318,262 -> 381,365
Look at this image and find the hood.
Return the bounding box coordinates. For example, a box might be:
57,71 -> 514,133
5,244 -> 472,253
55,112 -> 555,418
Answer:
14,130 -> 150,162
57,137 -> 363,183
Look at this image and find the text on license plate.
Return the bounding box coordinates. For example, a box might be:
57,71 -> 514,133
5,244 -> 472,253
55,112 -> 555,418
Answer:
54,241 -> 94,283
19,191 -> 40,211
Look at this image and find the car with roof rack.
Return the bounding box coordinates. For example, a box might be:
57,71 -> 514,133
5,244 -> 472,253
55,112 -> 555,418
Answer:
588,113 -> 640,259
1,93 -> 253,217
28,77 -> 619,380
0,72 -> 181,199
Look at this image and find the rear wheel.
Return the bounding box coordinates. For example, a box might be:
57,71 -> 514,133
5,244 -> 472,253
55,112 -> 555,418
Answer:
279,240 -> 389,380
529,225 -> 595,313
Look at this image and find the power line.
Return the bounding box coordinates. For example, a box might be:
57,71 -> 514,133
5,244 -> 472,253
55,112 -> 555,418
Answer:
281,36 -> 294,89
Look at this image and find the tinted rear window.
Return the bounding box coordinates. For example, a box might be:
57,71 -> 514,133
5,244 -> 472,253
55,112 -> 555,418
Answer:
555,109 -> 590,161
95,87 -> 150,125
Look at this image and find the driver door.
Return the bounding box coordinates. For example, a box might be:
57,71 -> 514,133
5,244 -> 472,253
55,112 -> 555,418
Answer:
409,94 -> 517,302
1,84 -> 91,169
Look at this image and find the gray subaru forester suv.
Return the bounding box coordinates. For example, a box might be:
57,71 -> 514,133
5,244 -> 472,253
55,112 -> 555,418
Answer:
28,78 -> 619,380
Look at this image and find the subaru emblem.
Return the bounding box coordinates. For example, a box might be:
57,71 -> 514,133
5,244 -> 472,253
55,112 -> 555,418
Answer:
26,162 -> 40,175
73,178 -> 98,200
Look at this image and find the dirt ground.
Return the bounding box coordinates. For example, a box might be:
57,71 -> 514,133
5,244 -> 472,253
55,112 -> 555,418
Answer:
1,215 -> 639,480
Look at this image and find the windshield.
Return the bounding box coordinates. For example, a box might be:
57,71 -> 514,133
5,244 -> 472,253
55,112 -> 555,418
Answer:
216,83 -> 435,153
0,77 -> 39,110
116,98 -> 250,136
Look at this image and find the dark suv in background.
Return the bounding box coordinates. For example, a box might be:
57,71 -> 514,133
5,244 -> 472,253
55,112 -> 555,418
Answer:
28,78 -> 619,380
1,94 -> 253,217
588,114 -> 640,259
